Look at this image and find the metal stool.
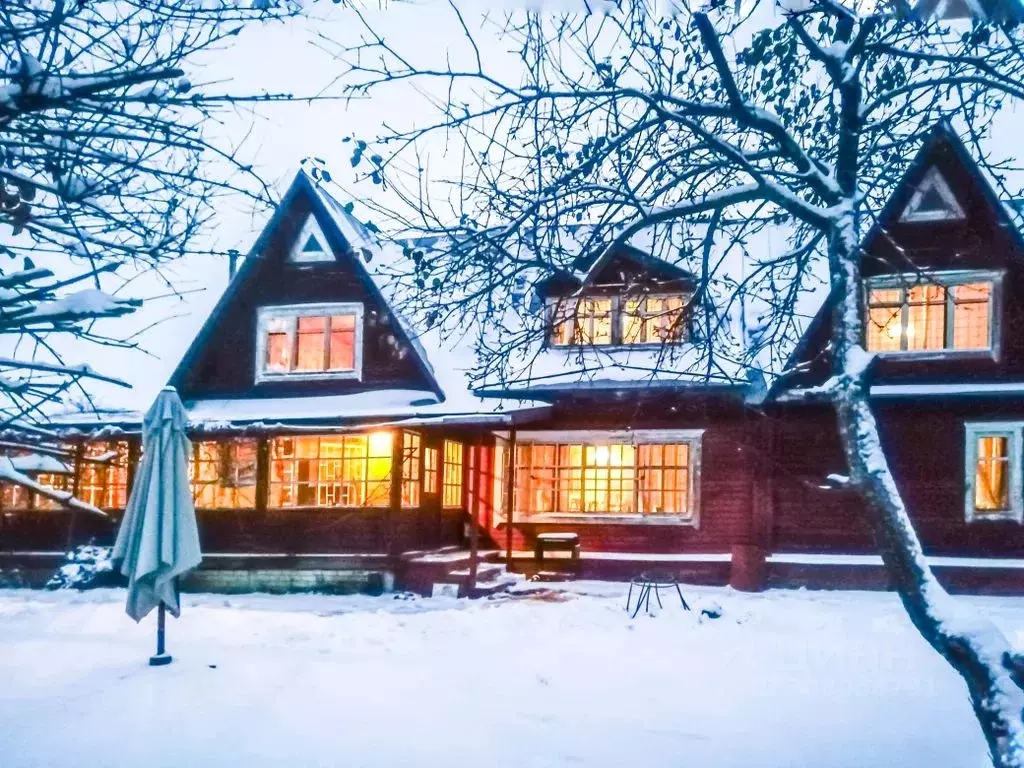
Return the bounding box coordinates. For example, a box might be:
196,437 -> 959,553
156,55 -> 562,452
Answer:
626,573 -> 690,618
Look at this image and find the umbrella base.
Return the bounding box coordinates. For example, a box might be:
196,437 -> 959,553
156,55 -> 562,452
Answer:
149,653 -> 172,667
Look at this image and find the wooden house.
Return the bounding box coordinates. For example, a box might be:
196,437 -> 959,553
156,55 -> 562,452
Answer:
3,124 -> 1024,595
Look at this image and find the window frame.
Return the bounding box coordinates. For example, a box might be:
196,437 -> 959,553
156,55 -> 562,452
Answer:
965,422 -> 1024,524
441,440 -> 464,509
513,429 -> 703,526
190,438 -> 259,510
863,269 -> 1002,359
255,303 -> 364,383
547,292 -> 690,349
289,214 -> 335,264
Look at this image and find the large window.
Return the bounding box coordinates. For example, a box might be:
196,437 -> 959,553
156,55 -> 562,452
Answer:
965,423 -> 1023,523
514,430 -> 700,520
442,440 -> 464,508
424,446 -> 439,496
191,439 -> 258,509
549,293 -> 689,347
256,303 -> 362,382
78,441 -> 130,509
865,272 -> 997,354
269,433 -> 392,508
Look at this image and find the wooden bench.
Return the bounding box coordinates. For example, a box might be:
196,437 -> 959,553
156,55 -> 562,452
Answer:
534,532 -> 581,562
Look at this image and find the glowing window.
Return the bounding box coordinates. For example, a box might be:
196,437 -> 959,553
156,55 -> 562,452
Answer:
256,304 -> 362,382
550,297 -> 613,345
78,441 -> 130,510
401,432 -> 421,508
865,273 -> 995,354
424,446 -> 439,496
515,431 -> 699,519
268,433 -> 392,508
191,439 -> 258,509
965,423 -> 1023,524
622,295 -> 688,344
442,440 -> 464,508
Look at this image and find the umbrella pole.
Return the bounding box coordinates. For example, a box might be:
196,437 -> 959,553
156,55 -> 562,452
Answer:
149,602 -> 172,666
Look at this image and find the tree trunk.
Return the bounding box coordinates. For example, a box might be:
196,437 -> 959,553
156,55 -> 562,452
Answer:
828,208 -> 1024,766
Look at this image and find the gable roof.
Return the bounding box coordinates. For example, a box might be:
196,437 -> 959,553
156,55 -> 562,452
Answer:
166,171 -> 444,401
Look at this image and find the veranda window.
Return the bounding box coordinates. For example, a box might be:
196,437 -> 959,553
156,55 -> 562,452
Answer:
257,303 -> 362,382
191,439 -> 258,509
269,433 -> 392,508
515,431 -> 700,520
965,423 -> 1023,523
424,446 -> 439,496
865,272 -> 996,354
401,432 -> 421,508
78,441 -> 130,509
442,440 -> 464,508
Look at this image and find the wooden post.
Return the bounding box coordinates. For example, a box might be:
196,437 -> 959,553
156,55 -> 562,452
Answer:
255,437 -> 269,515
388,430 -> 403,566
64,442 -> 86,552
468,441 -> 482,594
505,428 -> 517,570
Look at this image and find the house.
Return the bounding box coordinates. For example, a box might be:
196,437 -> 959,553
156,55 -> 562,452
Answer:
2,123 -> 1023,595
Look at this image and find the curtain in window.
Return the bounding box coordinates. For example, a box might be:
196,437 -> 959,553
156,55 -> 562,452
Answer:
975,435 -> 1010,512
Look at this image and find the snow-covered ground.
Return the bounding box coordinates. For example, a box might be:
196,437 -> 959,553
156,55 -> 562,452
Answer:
1,584 -> 1021,768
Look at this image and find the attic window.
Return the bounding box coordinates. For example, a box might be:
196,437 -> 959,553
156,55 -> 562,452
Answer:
256,303 -> 363,382
289,215 -> 334,263
549,293 -> 689,347
899,167 -> 966,223
864,270 -> 998,354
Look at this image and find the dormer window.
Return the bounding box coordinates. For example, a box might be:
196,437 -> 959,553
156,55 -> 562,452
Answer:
256,303 -> 363,382
864,270 -> 999,355
549,293 -> 689,347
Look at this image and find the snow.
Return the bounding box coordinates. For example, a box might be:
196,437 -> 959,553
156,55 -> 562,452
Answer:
769,553 -> 1024,569
0,585 -> 1019,767
871,382 -> 1024,398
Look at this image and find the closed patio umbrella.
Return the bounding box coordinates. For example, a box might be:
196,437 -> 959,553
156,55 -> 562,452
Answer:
112,386 -> 201,666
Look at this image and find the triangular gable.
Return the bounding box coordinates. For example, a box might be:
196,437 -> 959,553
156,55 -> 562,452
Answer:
576,242 -> 697,293
899,166 -> 966,223
290,215 -> 332,262
167,171 -> 444,401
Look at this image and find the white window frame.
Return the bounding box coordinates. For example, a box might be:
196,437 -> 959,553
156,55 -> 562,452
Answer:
964,422 -> 1024,524
547,294 -> 690,348
863,269 -> 1002,359
899,167 -> 966,223
514,429 -> 703,526
289,214 -> 334,263
255,302 -> 364,383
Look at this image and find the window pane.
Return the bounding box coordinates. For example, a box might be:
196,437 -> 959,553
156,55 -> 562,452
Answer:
442,441 -> 464,508
866,307 -> 902,352
265,331 -> 292,372
295,316 -> 328,371
401,432 -> 421,508
868,288 -> 902,306
953,283 -> 991,350
330,315 -> 357,370
268,434 -> 391,509
906,285 -> 946,350
975,435 -> 1011,513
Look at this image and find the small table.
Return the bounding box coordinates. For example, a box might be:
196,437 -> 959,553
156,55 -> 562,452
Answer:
627,574 -> 690,618
534,532 -> 581,562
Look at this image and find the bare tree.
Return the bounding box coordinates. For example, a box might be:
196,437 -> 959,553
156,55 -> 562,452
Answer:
333,0 -> 1024,762
0,1 -> 304,506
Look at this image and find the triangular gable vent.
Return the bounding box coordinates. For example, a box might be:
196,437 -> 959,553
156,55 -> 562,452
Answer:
289,214 -> 334,263
899,167 -> 966,223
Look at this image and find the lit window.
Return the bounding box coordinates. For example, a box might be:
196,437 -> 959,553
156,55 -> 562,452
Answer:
493,437 -> 509,524
550,294 -> 688,347
514,431 -> 700,519
401,432 -> 421,508
442,440 -> 464,508
865,273 -> 995,354
191,439 -> 258,509
965,423 -> 1023,523
256,304 -> 362,382
424,446 -> 439,496
622,295 -> 688,344
268,433 -> 392,508
32,472 -> 72,511
78,441 -> 130,509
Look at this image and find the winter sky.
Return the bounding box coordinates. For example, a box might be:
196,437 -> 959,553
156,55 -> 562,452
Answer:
58,0 -> 1022,413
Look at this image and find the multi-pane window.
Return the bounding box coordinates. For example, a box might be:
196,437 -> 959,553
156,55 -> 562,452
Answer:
442,440 -> 464,508
32,471 -> 73,510
493,437 -> 509,524
865,273 -> 995,353
424,446 -> 439,496
401,432 -> 421,508
191,439 -> 258,509
269,433 -> 392,508
965,423 -> 1023,523
77,441 -> 130,509
622,295 -> 688,344
257,304 -> 361,381
515,432 -> 699,519
549,294 -> 689,347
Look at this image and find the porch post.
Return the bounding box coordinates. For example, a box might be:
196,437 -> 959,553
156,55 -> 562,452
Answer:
64,441 -> 86,551
505,428 -> 517,570
388,430 -> 403,565
255,437 -> 269,515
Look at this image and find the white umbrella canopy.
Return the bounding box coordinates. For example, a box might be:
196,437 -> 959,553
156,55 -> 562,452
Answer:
112,387 -> 201,662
